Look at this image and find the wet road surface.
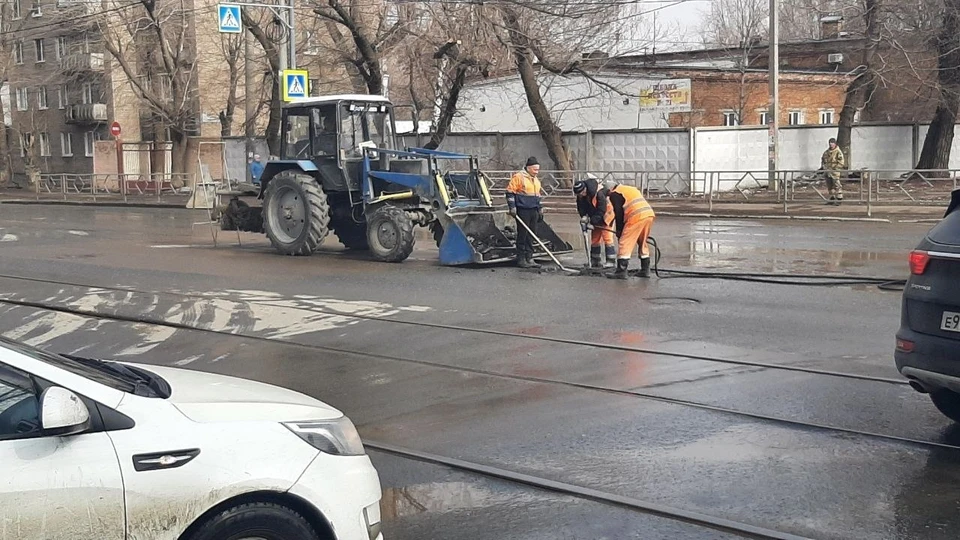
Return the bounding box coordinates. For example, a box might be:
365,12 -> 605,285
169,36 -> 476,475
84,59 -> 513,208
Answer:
0,205 -> 954,539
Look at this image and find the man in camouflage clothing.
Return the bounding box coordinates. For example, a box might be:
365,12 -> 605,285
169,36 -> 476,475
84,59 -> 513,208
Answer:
821,137 -> 846,205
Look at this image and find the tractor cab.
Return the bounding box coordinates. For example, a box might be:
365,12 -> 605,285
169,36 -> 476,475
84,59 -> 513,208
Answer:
275,95 -> 399,196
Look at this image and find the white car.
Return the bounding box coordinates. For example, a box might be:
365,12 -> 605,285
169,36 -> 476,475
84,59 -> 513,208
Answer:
0,336 -> 383,540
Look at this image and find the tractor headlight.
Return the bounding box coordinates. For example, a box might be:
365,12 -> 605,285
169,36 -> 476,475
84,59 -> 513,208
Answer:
283,417 -> 366,456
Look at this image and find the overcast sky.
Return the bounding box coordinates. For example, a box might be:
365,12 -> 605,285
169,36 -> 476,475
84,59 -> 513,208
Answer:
647,0 -> 710,51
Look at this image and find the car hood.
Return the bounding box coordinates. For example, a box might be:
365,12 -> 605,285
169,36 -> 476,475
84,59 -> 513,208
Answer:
129,364 -> 343,423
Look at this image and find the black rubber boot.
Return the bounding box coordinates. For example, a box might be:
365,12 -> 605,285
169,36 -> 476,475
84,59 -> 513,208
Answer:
835,197 -> 843,206
606,259 -> 629,280
527,255 -> 542,269
604,246 -> 617,269
590,246 -> 603,268
638,257 -> 651,278
517,254 -> 537,269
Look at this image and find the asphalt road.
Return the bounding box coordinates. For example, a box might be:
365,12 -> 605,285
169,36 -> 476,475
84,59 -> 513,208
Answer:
0,205 -> 955,540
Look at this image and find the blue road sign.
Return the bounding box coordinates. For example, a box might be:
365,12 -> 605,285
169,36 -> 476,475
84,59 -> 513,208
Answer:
283,70 -> 308,101
218,4 -> 241,33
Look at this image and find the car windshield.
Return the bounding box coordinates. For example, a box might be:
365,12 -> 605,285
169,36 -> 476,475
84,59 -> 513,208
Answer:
0,336 -> 168,398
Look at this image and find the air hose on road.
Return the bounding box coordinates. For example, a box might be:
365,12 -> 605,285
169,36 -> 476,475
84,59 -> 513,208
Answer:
581,224 -> 907,291
644,237 -> 907,291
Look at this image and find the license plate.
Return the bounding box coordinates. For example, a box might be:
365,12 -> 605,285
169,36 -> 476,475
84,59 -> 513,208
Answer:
942,312 -> 960,333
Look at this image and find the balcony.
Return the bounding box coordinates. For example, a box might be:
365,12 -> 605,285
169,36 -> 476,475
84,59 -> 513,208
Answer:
56,0 -> 98,14
66,103 -> 108,124
60,52 -> 104,73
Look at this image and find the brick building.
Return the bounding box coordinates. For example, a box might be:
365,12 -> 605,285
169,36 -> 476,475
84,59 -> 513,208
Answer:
612,17 -> 939,124
452,67 -> 850,133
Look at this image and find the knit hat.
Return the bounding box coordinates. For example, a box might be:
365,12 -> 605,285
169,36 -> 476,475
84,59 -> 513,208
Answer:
829,138 -> 837,144
573,180 -> 587,195
525,156 -> 539,168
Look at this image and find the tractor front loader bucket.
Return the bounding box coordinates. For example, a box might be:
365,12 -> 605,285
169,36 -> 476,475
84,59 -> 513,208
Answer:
437,205 -> 574,266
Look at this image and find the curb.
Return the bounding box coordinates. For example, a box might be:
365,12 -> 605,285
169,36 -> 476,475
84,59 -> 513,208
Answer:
0,199 -> 187,209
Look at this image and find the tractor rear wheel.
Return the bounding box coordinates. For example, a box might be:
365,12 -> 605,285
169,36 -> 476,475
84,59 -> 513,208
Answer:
332,218 -> 369,251
367,206 -> 415,263
263,172 -> 330,256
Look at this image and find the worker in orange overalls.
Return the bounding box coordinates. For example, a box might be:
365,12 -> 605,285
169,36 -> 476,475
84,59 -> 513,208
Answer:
604,179 -> 655,279
506,156 -> 544,269
573,174 -> 616,269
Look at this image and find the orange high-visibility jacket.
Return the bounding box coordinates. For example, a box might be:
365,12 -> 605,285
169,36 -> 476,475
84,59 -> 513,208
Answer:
506,171 -> 543,210
609,184 -> 654,237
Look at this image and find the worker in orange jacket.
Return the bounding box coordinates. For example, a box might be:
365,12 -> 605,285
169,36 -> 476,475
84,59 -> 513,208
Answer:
604,179 -> 656,279
506,156 -> 544,269
573,174 -> 616,268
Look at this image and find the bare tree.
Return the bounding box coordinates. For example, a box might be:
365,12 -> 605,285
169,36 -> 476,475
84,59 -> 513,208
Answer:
915,0 -> 960,172
218,32 -> 243,137
98,0 -> 200,175
311,0 -> 415,95
836,0 -> 881,166
242,10 -> 283,155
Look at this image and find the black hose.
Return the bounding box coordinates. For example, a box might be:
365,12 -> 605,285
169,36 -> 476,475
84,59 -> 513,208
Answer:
644,236 -> 906,291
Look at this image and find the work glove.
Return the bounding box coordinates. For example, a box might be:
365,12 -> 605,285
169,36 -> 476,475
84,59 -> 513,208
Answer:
508,208 -> 517,217
580,215 -> 590,225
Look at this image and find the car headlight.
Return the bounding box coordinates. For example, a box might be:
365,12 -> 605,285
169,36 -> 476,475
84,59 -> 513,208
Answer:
283,417 -> 366,456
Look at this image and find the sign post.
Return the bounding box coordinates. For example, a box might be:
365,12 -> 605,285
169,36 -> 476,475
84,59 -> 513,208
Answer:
111,121 -> 124,199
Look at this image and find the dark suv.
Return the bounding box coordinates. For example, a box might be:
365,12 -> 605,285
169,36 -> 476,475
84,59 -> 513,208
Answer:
896,190 -> 960,421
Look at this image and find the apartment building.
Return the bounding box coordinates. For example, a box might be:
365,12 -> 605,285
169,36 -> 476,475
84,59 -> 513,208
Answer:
5,0 -> 113,180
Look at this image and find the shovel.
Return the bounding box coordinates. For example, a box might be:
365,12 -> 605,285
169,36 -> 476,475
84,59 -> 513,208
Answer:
515,215 -> 580,274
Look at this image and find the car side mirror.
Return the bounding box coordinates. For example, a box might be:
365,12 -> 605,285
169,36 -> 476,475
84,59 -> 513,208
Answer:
40,387 -> 91,437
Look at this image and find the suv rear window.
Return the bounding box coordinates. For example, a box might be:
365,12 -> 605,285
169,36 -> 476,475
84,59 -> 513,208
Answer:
928,206 -> 960,246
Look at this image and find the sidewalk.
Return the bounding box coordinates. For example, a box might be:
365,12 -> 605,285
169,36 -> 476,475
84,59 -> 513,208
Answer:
0,188 -> 946,223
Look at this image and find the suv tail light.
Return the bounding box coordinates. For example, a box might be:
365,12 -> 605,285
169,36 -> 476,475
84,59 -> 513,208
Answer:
909,250 -> 930,275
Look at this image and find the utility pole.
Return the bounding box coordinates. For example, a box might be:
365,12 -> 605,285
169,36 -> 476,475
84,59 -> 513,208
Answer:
244,16 -> 255,180
768,0 -> 780,192
287,0 -> 296,69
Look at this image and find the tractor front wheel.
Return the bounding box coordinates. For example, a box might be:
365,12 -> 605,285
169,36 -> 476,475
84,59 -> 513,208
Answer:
367,206 -> 415,263
263,172 -> 330,256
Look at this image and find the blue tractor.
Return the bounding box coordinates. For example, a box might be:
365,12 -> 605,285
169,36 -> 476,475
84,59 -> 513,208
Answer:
229,94 -> 572,265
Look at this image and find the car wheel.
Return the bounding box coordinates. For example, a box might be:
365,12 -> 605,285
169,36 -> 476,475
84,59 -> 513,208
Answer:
930,389 -> 960,423
188,502 -> 321,540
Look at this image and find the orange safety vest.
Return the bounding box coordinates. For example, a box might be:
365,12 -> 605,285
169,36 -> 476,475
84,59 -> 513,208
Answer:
612,185 -> 655,222
506,171 -> 542,210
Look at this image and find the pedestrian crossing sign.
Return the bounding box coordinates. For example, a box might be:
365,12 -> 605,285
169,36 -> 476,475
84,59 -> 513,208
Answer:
282,70 -> 309,102
218,4 -> 242,33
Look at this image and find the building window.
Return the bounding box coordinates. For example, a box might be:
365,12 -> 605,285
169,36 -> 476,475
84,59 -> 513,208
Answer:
38,132 -> 50,156
721,111 -> 739,127
819,109 -> 835,125
19,133 -> 32,157
15,87 -> 28,111
30,0 -> 41,17
37,87 -> 47,109
758,111 -> 770,125
12,0 -> 21,18
56,36 -> 66,60
34,39 -> 44,63
57,85 -> 67,109
82,83 -> 93,104
84,131 -> 95,157
788,110 -> 804,125
60,133 -> 73,157
13,41 -> 23,65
